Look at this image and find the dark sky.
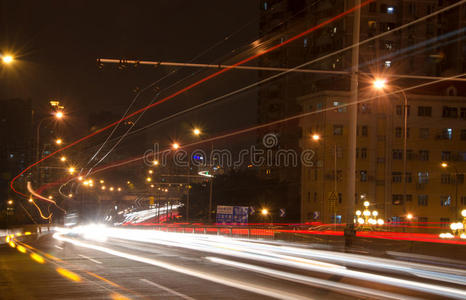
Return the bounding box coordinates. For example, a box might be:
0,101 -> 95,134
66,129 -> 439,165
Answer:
1,1 -> 260,141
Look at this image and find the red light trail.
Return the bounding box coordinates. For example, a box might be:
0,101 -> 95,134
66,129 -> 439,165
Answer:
10,0 -> 373,199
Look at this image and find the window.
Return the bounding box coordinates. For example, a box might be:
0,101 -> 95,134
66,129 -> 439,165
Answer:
460,108 -> 466,119
441,151 -> 451,161
440,195 -> 452,207
314,192 -> 317,202
461,196 -> 466,206
419,150 -> 429,161
392,194 -> 403,205
405,172 -> 412,183
406,194 -> 413,202
361,148 -> 367,159
358,103 -> 371,113
368,20 -> 377,30
361,126 -> 368,137
383,40 -> 394,51
263,1 -> 268,10
442,106 -> 458,118
441,174 -> 452,184
392,172 -> 402,183
419,128 -> 429,139
307,192 -> 310,202
333,101 -> 346,112
418,195 -> 428,206
457,174 -> 464,184
440,128 -> 453,140
440,218 -> 450,227
395,127 -> 402,138
418,172 -> 429,184
360,170 -> 368,182
336,146 -> 343,159
418,106 -> 432,116
338,193 -> 342,204
406,150 -> 415,160
461,129 -> 466,140
396,105 -> 410,116
393,149 -> 402,160
333,125 -> 343,136
303,38 -> 308,48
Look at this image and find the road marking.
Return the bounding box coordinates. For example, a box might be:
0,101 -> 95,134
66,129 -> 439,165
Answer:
55,245 -> 63,250
79,254 -> 102,264
140,278 -> 195,300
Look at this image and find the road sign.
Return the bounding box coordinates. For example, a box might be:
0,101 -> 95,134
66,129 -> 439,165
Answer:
313,211 -> 320,220
279,208 -> 286,217
216,205 -> 248,224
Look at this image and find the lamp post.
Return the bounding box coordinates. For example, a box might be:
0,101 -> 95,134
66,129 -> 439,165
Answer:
373,79 -> 408,208
35,111 -> 64,163
441,162 -> 460,221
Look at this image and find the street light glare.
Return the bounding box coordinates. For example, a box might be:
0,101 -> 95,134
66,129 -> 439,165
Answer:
172,143 -> 180,150
56,138 -> 63,145
68,167 -> 76,174
7,200 -> 13,205
261,208 -> 268,215
55,111 -> 64,119
441,162 -> 448,168
2,55 -> 13,64
311,134 -> 320,141
60,156 -> 66,162
193,128 -> 201,136
373,78 -> 387,90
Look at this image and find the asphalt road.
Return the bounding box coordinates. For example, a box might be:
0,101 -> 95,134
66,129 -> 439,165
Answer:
1,228 -> 465,299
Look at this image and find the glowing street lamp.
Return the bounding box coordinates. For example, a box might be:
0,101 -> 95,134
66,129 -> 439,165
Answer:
55,111 -> 64,119
2,55 -> 14,64
311,134 -> 321,141
373,78 -> 387,90
7,200 -> 13,205
28,198 -> 33,203
172,143 -> 180,150
261,208 -> 268,216
68,167 -> 75,174
55,138 -> 63,145
441,162 -> 448,168
60,156 -> 66,162
146,177 -> 152,182
407,213 -> 413,220
117,187 -> 122,192
193,128 -> 201,136
153,160 -> 159,166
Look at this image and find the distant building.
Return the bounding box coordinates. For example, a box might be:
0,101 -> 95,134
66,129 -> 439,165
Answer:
299,88 -> 466,223
0,98 -> 33,200
258,0 -> 466,221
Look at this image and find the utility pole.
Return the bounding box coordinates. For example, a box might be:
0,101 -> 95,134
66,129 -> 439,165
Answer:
345,0 -> 361,247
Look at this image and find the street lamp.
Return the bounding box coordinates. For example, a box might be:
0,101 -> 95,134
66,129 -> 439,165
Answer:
7,200 -> 13,205
1,54 -> 14,64
373,78 -> 408,209
172,143 -> 180,150
68,167 -> 75,175
60,156 -> 66,162
55,138 -> 63,145
55,111 -> 64,119
193,128 -> 201,136
311,134 -> 321,141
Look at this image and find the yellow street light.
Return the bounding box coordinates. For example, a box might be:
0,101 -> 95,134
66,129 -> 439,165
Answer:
55,111 -> 64,119
373,78 -> 387,90
462,209 -> 466,217
363,201 -> 370,207
101,186 -> 106,190
372,210 -> 378,217
193,128 -> 201,136
311,134 -> 321,141
441,162 -> 448,168
117,187 -> 122,192
48,195 -> 53,200
60,156 -> 66,162
148,170 -> 153,174
28,198 -> 33,203
127,181 -> 131,184
172,143 -> 180,150
261,208 -> 268,216
100,180 -> 104,184
150,184 -> 154,188
78,176 -> 83,181
68,194 -> 73,198
153,160 -> 159,166
7,200 -> 13,205
407,213 -> 413,220
355,210 -> 362,216
109,187 -> 114,191
55,138 -> 63,145
2,55 -> 14,64
68,167 -> 75,174
146,177 -> 152,182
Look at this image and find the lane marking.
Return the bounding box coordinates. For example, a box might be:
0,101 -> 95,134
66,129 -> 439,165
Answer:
140,279 -> 195,300
55,245 -> 63,250
79,254 -> 102,264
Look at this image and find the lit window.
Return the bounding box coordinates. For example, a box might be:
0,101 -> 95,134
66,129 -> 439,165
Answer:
384,60 -> 391,68
264,2 -> 268,10
303,37 -> 308,47
387,6 -> 395,14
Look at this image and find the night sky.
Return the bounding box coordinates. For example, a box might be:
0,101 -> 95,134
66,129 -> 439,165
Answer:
1,1 -> 260,142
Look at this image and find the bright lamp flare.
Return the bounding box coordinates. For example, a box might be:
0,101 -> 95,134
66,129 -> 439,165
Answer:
407,213 -> 413,220
372,211 -> 378,217
441,162 -> 448,168
311,134 -> 320,141
355,210 -> 361,216
357,218 -> 365,224
68,167 -> 75,174
373,79 -> 386,90
2,55 -> 13,64
172,143 -> 180,150
462,209 -> 466,217
193,128 -> 201,136
261,208 -> 268,215
363,201 -> 370,207
60,156 -> 66,162
56,138 -> 63,145
55,111 -> 64,119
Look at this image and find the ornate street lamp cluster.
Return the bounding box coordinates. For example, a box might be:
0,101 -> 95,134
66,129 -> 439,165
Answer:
355,200 -> 384,228
439,209 -> 466,239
